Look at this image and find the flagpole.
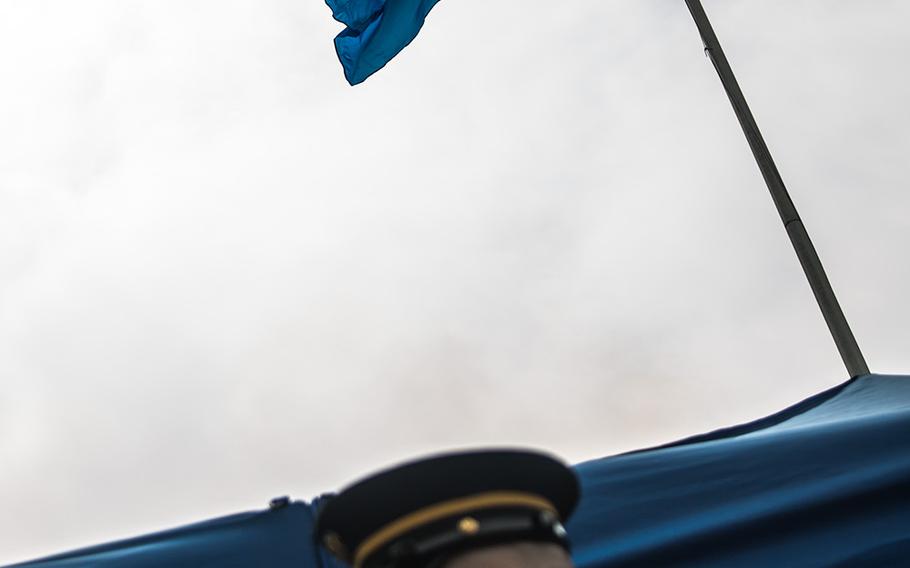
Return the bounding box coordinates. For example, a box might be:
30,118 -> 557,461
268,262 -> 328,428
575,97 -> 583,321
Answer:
683,0 -> 869,378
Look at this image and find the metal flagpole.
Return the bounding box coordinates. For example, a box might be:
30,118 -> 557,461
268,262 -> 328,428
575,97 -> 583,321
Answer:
683,0 -> 870,378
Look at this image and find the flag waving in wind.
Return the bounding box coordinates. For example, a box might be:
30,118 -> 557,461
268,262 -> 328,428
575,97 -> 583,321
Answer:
326,0 -> 442,85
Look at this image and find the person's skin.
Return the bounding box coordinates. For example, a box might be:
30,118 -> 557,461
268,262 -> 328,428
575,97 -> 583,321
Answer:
441,542 -> 574,568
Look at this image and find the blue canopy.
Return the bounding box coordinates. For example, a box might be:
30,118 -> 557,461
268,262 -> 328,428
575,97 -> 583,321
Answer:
10,374 -> 910,567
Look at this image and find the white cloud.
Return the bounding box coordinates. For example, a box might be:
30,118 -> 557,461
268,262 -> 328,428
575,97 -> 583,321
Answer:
1,0 -> 909,563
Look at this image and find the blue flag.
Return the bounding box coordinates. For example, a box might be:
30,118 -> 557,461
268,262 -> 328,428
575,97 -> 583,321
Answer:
326,0 -> 442,85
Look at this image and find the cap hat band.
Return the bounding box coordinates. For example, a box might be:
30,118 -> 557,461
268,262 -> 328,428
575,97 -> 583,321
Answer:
353,491 -> 558,568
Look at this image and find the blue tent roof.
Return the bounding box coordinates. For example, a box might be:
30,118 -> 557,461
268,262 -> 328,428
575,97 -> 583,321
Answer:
10,374 -> 910,567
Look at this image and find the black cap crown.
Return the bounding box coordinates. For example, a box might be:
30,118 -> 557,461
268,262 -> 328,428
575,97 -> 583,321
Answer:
314,449 -> 580,568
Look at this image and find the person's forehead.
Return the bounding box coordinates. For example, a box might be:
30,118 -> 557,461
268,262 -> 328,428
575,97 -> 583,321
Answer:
441,542 -> 573,568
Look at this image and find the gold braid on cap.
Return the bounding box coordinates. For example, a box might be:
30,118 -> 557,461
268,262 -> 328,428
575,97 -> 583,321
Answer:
353,491 -> 558,568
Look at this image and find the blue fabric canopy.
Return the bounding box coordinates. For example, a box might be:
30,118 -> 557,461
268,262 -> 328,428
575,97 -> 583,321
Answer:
570,373 -> 910,567
10,374 -> 910,567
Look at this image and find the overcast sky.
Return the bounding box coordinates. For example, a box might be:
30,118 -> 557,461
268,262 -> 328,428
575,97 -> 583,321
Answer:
2,0 -> 909,563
